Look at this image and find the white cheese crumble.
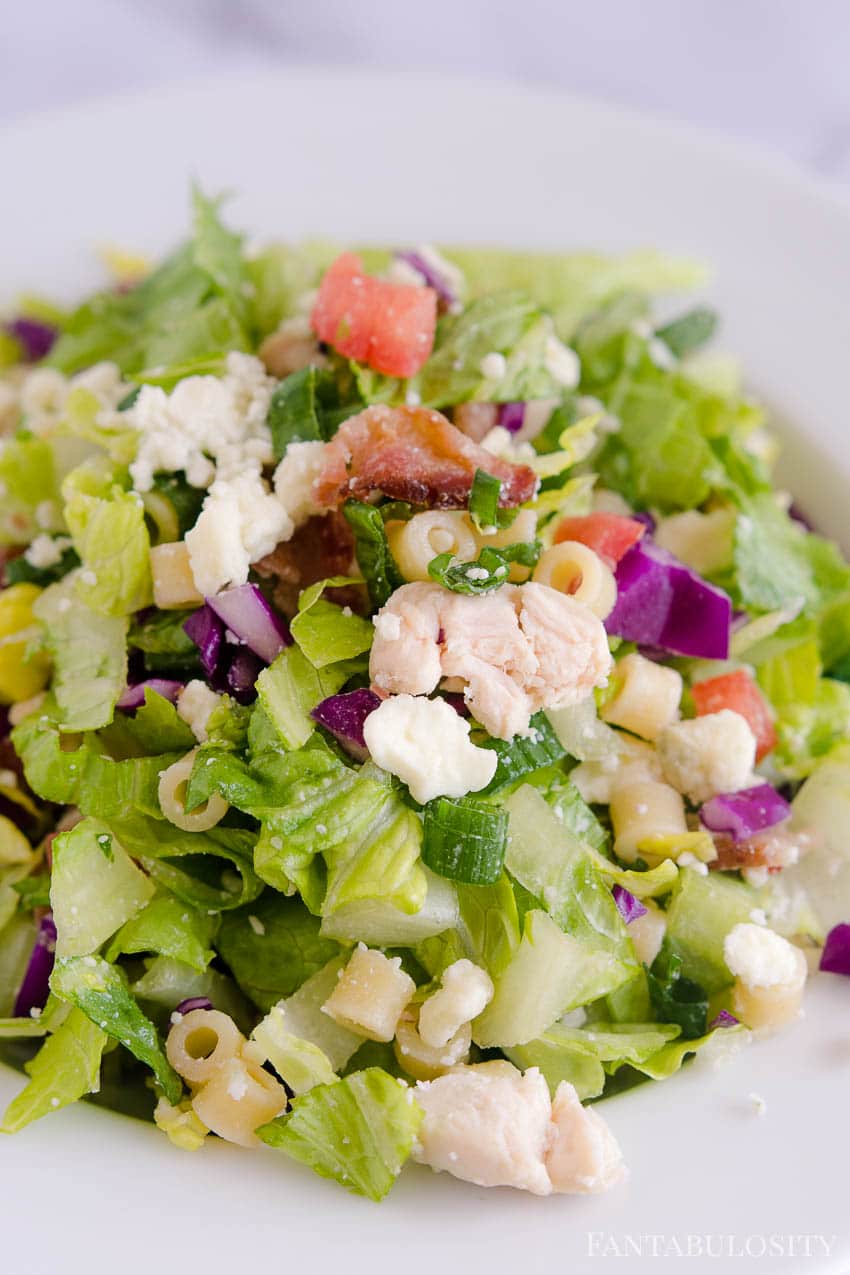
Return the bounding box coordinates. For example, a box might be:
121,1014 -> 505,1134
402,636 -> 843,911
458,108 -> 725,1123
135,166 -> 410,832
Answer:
185,469 -> 294,596
24,534 -> 70,569
362,693 -> 497,804
272,439 -> 327,529
544,336 -> 581,388
479,351 -> 507,381
677,850 -> 709,876
177,680 -> 222,744
657,710 -> 756,804
724,923 -> 802,989
748,1092 -> 767,1116
127,352 -> 276,493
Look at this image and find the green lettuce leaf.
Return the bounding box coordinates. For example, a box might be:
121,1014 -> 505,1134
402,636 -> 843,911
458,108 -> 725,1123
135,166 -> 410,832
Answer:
48,189 -> 252,379
506,1020 -> 682,1100
63,476 -> 152,616
1,1008 -> 107,1134
51,818 -> 156,958
128,607 -> 201,676
256,645 -> 352,750
105,896 -> 217,972
267,365 -> 363,458
342,500 -> 405,610
51,954 -> 182,1103
131,955 -> 253,1033
664,868 -> 755,993
33,579 -> 127,731
473,909 -> 629,1048
443,246 -> 706,340
257,1068 -> 422,1201
216,894 -> 340,1011
0,434 -> 61,544
733,495 -> 850,615
290,578 -> 373,668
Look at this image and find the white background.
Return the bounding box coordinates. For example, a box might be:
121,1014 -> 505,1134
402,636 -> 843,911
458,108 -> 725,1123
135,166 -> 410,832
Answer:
3,0 -> 850,185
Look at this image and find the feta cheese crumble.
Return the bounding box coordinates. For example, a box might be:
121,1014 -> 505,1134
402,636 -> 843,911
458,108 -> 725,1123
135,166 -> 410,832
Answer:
724,923 -> 803,989
177,680 -> 222,744
127,352 -> 276,493
479,351 -> 507,381
362,693 -> 497,804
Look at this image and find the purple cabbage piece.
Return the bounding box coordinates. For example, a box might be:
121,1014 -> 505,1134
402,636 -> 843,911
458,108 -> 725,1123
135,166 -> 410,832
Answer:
611,884 -> 647,925
394,249 -> 458,310
13,913 -> 57,1019
227,648 -> 264,704
496,402 -> 526,434
117,678 -> 184,711
311,688 -> 381,761
206,585 -> 291,666
709,1009 -> 740,1029
630,511 -> 656,534
175,996 -> 214,1015
699,783 -> 791,844
819,923 -> 850,976
605,538 -> 732,658
183,605 -> 225,678
6,317 -> 57,362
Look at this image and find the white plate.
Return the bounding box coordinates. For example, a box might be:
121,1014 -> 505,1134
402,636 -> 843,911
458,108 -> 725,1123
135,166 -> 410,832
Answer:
1,70 -> 848,1275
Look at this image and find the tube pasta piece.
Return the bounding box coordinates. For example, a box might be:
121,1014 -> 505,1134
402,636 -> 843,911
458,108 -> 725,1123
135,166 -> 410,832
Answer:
627,899 -> 667,967
388,511 -> 479,582
150,541 -> 204,610
321,945 -> 415,1042
532,541 -> 617,619
166,1008 -> 245,1085
190,1054 -> 288,1148
600,652 -> 683,741
158,749 -> 230,832
610,780 -> 688,865
724,923 -> 808,1032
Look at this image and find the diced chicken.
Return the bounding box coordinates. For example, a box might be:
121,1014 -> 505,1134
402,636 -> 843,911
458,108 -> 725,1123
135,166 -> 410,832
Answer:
412,1064 -> 626,1196
545,1082 -> 628,1194
369,581 -> 612,740
313,404 -> 538,510
412,1064 -> 555,1194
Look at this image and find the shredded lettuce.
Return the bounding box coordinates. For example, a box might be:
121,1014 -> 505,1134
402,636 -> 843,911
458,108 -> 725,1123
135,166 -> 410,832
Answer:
256,645 -> 352,751
1,1008 -> 107,1134
63,473 -> 152,616
216,894 -> 340,1010
48,189 -> 253,380
51,818 -> 156,958
0,434 -> 61,544
258,1068 -> 422,1201
506,1020 -> 682,1100
33,580 -> 127,731
290,578 -> 373,668
106,896 -> 218,972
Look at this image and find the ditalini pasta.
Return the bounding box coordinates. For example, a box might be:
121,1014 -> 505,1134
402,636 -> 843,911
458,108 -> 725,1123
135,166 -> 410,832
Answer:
158,750 -> 230,832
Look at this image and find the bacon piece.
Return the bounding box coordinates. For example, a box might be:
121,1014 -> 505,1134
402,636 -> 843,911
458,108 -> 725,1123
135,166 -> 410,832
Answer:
709,826 -> 805,873
252,512 -> 363,618
314,404 -> 538,510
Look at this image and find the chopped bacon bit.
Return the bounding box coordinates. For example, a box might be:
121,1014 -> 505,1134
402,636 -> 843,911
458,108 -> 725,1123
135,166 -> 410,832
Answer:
710,826 -> 802,872
314,404 -> 538,510
253,512 -> 364,618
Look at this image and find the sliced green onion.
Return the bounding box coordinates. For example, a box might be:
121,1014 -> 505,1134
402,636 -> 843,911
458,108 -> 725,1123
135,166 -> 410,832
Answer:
342,499 -> 404,608
468,468 -> 502,530
478,711 -> 567,794
422,796 -> 508,885
427,541 -> 540,596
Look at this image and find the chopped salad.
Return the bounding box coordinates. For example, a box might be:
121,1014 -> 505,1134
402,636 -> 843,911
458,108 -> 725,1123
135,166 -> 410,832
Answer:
0,190 -> 849,1200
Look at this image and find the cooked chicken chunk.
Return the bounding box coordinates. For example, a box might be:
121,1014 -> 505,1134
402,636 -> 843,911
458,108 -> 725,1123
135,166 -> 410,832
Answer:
370,581 -> 612,739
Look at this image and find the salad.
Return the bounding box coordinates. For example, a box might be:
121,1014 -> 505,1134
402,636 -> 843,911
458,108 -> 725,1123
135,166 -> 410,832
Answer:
0,190 -> 849,1200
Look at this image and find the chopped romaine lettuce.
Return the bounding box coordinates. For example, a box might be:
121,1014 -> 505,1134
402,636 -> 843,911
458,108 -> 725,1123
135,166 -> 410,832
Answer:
1,1008 -> 107,1133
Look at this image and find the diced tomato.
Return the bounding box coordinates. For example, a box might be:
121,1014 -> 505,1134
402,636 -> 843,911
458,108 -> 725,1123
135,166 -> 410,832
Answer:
691,669 -> 778,762
553,513 -> 646,569
310,253 -> 437,378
